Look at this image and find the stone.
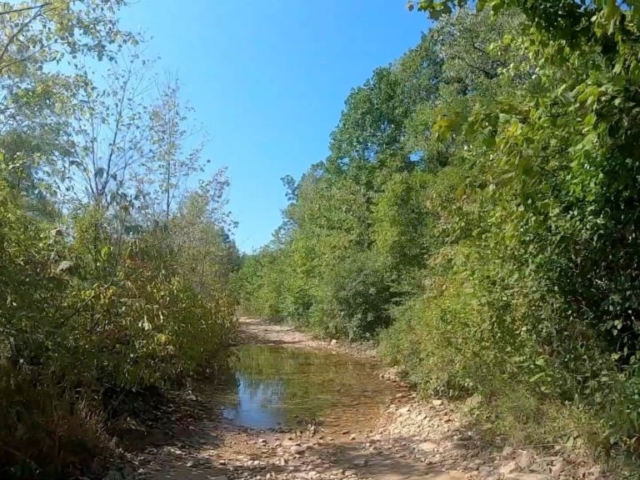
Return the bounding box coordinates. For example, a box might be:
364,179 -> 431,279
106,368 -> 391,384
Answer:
291,445 -> 307,454
104,471 -> 124,480
516,450 -> 535,470
330,339 -> 338,345
478,466 -> 494,478
349,434 -> 357,441
353,458 -> 369,467
417,440 -> 438,452
502,446 -> 515,459
551,459 -> 564,477
498,461 -> 518,475
211,476 -> 229,480
258,438 -> 268,445
432,399 -> 444,406
504,474 -> 550,480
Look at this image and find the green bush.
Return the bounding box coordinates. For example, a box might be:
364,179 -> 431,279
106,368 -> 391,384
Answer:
0,184 -> 237,477
239,3 -> 640,466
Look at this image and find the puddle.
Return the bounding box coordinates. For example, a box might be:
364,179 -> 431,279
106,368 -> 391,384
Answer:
215,345 -> 395,431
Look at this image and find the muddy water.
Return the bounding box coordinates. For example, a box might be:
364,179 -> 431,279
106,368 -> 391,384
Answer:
214,344 -> 395,432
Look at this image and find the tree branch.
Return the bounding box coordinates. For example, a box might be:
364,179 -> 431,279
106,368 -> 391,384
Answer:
0,3 -> 46,67
0,3 -> 50,17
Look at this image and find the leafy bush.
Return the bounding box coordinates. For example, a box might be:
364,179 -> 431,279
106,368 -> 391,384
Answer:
239,2 -> 640,466
0,184 -> 237,477
0,2 -> 239,475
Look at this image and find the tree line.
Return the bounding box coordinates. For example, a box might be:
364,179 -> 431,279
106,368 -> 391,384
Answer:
0,1 -> 240,477
236,0 -> 640,465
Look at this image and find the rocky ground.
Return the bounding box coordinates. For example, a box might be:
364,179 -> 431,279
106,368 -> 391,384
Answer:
102,319 -> 614,480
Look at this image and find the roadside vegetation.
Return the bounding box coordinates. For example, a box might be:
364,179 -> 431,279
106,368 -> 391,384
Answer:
236,0 -> 640,468
0,1 -> 239,477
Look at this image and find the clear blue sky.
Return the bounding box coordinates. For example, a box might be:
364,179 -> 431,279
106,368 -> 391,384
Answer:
120,0 -> 430,252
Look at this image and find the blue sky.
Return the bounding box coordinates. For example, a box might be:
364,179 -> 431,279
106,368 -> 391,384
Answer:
120,0 -> 430,252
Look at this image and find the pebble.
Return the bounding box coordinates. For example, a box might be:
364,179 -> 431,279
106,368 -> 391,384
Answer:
504,474 -> 550,480
104,472 -> 124,480
353,458 -> 368,467
516,450 -> 535,470
551,459 -> 565,477
290,445 -> 307,454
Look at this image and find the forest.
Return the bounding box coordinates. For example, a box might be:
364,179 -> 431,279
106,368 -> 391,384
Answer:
236,0 -> 640,466
0,0 -> 240,477
7,0 -> 640,477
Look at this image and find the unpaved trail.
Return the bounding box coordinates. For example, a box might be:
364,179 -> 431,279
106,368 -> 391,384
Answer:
123,318 -> 609,480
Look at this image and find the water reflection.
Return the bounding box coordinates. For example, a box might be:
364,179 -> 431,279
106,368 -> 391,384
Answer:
216,345 -> 392,430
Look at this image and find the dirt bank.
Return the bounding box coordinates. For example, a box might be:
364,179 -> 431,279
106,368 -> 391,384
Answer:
103,318 -> 613,480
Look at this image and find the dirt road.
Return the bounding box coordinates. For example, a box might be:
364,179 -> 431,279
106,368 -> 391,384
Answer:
113,318 -> 608,480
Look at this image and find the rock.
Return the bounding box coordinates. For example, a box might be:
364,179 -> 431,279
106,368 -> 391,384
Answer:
353,458 -> 369,467
290,445 -> 307,454
185,458 -> 210,468
516,451 -> 535,470
349,434 -> 356,441
499,461 -> 518,475
587,466 -> 601,477
502,446 -> 515,459
258,438 -> 268,445
341,430 -> 350,435
550,459 -> 564,477
478,466 -> 494,478
104,471 -> 124,480
417,440 -> 438,452
330,339 -> 338,345
211,476 -> 228,480
504,474 -> 550,480
432,399 -> 444,406
134,469 -> 148,480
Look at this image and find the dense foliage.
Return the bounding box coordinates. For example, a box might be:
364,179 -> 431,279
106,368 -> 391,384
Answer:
0,2 -> 239,477
238,0 -> 640,464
